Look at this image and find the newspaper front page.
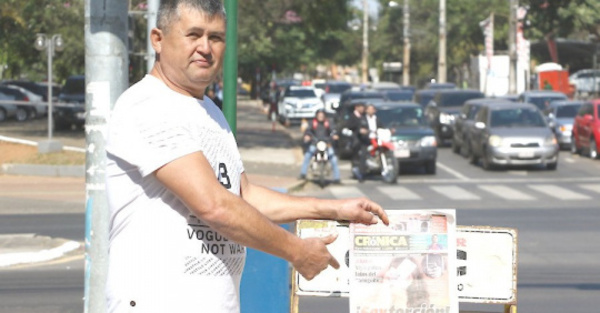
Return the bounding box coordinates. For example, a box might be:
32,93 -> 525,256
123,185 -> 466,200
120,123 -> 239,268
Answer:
349,210 -> 457,313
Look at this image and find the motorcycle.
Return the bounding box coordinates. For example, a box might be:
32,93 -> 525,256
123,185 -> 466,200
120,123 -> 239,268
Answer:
364,128 -> 398,184
309,140 -> 331,188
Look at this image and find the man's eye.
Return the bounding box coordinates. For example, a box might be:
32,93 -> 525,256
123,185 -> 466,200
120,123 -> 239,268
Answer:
210,35 -> 224,42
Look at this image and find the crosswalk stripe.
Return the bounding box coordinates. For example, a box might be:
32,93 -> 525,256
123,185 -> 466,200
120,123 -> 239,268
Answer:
578,184 -> 600,195
478,185 -> 536,201
430,186 -> 481,200
377,186 -> 422,200
329,186 -> 366,199
528,185 -> 591,200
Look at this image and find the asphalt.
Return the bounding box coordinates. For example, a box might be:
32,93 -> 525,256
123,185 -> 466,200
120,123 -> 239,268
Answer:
0,98 -> 310,268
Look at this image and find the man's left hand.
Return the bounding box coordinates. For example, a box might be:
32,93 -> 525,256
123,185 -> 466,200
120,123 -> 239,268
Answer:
336,198 -> 389,226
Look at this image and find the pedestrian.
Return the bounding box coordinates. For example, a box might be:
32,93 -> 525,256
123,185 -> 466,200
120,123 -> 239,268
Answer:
105,1 -> 388,313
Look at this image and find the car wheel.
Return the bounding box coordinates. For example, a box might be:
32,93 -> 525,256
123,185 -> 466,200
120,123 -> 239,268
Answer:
0,108 -> 6,122
570,136 -> 580,155
590,138 -> 599,159
481,150 -> 494,170
469,147 -> 478,165
15,107 -> 28,122
461,141 -> 471,159
53,119 -> 70,131
424,160 -> 436,175
451,139 -> 460,154
27,108 -> 37,119
547,162 -> 558,170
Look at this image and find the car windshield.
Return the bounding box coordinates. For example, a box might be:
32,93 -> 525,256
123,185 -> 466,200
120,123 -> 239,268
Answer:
62,78 -> 85,94
386,91 -> 413,101
490,108 -> 546,128
377,107 -> 426,127
286,89 -> 316,98
555,104 -> 581,118
327,84 -> 352,94
528,96 -> 566,110
438,93 -> 482,107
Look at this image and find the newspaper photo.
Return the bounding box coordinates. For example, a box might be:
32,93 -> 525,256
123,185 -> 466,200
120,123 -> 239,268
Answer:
349,210 -> 457,313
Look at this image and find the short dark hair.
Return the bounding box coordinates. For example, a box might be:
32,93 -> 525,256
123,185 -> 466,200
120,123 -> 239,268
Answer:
157,0 -> 226,33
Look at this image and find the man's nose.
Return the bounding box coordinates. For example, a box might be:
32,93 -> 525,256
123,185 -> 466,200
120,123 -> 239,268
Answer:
196,36 -> 211,55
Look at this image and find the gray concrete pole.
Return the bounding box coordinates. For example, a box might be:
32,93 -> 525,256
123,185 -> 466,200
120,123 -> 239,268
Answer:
146,0 -> 159,73
402,0 -> 411,86
361,0 -> 369,84
508,0 -> 518,94
438,0 -> 447,83
84,0 -> 129,312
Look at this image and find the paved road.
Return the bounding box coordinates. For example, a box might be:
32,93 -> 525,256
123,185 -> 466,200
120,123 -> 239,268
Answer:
298,147 -> 600,313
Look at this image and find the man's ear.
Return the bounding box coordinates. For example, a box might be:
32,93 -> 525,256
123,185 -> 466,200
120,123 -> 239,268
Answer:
150,28 -> 163,54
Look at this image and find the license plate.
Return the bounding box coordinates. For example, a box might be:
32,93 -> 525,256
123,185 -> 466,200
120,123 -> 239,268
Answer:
395,148 -> 410,158
518,150 -> 534,158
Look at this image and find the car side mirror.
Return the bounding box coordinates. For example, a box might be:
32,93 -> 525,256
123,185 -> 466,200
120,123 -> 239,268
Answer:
475,122 -> 486,129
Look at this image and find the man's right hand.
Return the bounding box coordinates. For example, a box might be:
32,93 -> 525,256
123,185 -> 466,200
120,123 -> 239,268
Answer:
292,235 -> 340,280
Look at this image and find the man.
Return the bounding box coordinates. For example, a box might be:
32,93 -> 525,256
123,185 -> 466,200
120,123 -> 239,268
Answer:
299,109 -> 341,184
365,104 -> 382,139
345,102 -> 369,182
105,1 -> 388,313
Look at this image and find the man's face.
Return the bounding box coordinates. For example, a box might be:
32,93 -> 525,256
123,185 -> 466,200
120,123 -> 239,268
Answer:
355,105 -> 365,114
366,106 -> 376,116
316,111 -> 326,122
154,5 -> 226,95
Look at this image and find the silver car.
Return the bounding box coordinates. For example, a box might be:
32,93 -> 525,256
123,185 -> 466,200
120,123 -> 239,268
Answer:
469,102 -> 559,170
544,100 -> 585,149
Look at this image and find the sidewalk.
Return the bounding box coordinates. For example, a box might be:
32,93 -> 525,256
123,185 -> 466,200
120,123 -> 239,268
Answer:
0,98 -> 306,268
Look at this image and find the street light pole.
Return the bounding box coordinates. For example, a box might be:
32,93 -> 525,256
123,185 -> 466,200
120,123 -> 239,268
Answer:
508,0 -> 518,94
438,0 -> 447,83
402,0 -> 411,86
35,33 -> 64,153
362,0 -> 369,84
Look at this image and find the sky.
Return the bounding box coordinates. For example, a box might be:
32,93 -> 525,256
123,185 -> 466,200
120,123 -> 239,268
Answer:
351,0 -> 381,18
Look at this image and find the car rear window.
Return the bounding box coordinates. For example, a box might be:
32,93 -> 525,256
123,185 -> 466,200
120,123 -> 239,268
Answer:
528,96 -> 567,110
286,89 -> 316,98
556,104 -> 581,118
327,84 -> 352,94
438,93 -> 483,107
62,77 -> 85,95
377,107 -> 426,127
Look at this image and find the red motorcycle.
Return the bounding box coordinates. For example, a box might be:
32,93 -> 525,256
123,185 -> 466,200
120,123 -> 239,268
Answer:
365,128 -> 398,184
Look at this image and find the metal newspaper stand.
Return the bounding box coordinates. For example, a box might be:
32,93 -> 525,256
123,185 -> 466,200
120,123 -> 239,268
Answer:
292,220 -> 518,313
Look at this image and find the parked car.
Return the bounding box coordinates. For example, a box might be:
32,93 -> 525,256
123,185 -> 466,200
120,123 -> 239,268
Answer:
3,84 -> 46,118
517,90 -> 567,111
569,69 -> 600,94
424,82 -> 456,90
55,75 -> 86,130
468,102 -> 559,170
276,85 -> 323,123
382,88 -> 414,102
414,89 -> 438,107
0,89 -> 19,122
424,89 -> 485,144
544,100 -> 585,149
571,99 -> 600,159
319,80 -> 353,114
0,85 -> 30,122
452,98 -> 507,156
374,101 -> 437,174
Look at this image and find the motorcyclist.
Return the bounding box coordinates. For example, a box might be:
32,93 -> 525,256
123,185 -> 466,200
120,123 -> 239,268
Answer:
298,109 -> 341,184
345,102 -> 370,182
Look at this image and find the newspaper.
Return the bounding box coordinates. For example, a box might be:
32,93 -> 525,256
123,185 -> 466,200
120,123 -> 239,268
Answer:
349,210 -> 457,313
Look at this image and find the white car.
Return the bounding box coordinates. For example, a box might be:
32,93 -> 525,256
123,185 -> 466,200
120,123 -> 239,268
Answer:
569,69 -> 600,94
5,84 -> 46,118
277,86 -> 324,122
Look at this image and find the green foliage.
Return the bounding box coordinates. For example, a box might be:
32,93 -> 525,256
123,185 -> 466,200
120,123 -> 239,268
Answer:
0,0 -> 84,84
521,0 -> 600,39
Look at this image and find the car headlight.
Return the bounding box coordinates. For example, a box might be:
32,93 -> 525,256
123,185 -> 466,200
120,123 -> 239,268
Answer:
419,136 -> 437,147
488,135 -> 503,147
332,102 -> 340,109
439,112 -> 455,124
544,135 -> 558,146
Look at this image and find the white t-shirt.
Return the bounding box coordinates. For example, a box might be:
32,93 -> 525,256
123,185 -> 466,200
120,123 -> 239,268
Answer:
105,75 -> 246,313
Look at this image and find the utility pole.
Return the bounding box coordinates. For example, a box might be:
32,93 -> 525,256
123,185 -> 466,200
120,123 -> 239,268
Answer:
402,0 -> 411,86
438,0 -> 447,83
361,0 -> 369,84
146,0 -> 159,73
84,0 -> 129,312
508,0 -> 518,94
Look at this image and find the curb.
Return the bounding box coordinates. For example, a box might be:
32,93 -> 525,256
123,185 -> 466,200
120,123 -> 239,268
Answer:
0,233 -> 82,268
1,163 -> 85,177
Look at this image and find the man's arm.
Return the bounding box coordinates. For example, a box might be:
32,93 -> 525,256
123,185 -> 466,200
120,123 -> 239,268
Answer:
240,173 -> 389,225
155,151 -> 340,280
